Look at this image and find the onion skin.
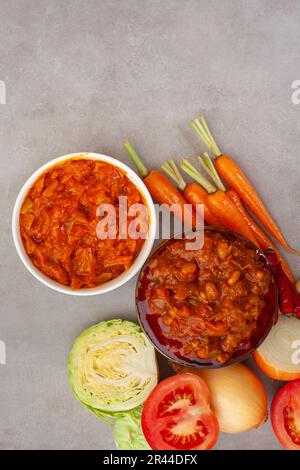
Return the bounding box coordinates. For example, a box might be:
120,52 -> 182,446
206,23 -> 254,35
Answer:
253,350 -> 300,381
171,363 -> 268,433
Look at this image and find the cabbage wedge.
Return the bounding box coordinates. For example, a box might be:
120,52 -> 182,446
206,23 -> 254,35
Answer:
68,319 -> 158,413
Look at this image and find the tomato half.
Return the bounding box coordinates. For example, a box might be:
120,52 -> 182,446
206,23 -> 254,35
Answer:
271,379 -> 300,450
141,373 -> 219,450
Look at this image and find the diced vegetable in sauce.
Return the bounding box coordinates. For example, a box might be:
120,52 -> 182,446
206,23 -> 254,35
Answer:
137,230 -> 276,365
20,159 -> 147,289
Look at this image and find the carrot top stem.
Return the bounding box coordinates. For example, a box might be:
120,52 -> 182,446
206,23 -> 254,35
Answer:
124,140 -> 149,178
161,160 -> 186,191
180,159 -> 216,194
197,153 -> 226,191
191,115 -> 221,157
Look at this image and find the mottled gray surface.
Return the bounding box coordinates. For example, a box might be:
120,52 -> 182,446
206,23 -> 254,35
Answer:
0,0 -> 300,450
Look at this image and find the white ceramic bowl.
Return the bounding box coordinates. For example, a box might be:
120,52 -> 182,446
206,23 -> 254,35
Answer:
12,152 -> 156,296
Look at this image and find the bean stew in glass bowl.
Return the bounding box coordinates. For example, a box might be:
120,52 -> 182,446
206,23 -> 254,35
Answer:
136,228 -> 278,368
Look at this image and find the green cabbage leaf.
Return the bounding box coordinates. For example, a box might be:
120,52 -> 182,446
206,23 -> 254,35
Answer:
114,406 -> 151,450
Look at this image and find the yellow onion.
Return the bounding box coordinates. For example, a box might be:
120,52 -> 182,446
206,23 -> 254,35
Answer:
172,362 -> 267,433
253,315 -> 300,381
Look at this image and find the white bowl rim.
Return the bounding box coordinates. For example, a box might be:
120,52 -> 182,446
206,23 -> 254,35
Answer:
12,152 -> 156,296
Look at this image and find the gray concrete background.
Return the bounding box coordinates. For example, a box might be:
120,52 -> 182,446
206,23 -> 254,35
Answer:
0,0 -> 300,450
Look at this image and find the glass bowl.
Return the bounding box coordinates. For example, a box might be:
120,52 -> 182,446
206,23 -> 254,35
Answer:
136,227 -> 278,369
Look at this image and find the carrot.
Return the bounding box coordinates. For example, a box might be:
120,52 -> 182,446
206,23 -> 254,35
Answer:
191,115 -> 299,255
144,170 -> 189,210
215,156 -> 300,255
227,188 -> 295,282
205,191 -> 259,246
124,141 -> 195,227
184,182 -> 221,226
180,160 -> 259,246
161,159 -> 221,226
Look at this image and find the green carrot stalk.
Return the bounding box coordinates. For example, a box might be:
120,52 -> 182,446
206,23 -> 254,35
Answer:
197,153 -> 226,191
124,140 -> 149,177
161,160 -> 186,191
180,159 -> 216,194
191,116 -> 221,157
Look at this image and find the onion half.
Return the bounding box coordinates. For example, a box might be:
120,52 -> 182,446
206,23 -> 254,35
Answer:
172,363 -> 267,433
253,315 -> 300,381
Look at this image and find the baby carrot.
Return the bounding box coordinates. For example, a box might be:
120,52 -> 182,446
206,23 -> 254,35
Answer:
124,141 -> 195,227
161,160 -> 221,226
227,188 -> 294,282
180,160 -> 259,246
215,156 -> 300,255
184,182 -> 221,226
205,190 -> 259,246
191,115 -> 299,255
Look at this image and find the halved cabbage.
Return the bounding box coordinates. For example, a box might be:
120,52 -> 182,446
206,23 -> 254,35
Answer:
68,319 -> 158,412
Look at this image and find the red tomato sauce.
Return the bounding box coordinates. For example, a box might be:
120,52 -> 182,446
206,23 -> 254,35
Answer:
137,229 -> 277,366
20,158 -> 147,289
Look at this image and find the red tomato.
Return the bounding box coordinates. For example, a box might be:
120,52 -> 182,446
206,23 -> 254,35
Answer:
141,373 -> 219,450
271,379 -> 300,450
